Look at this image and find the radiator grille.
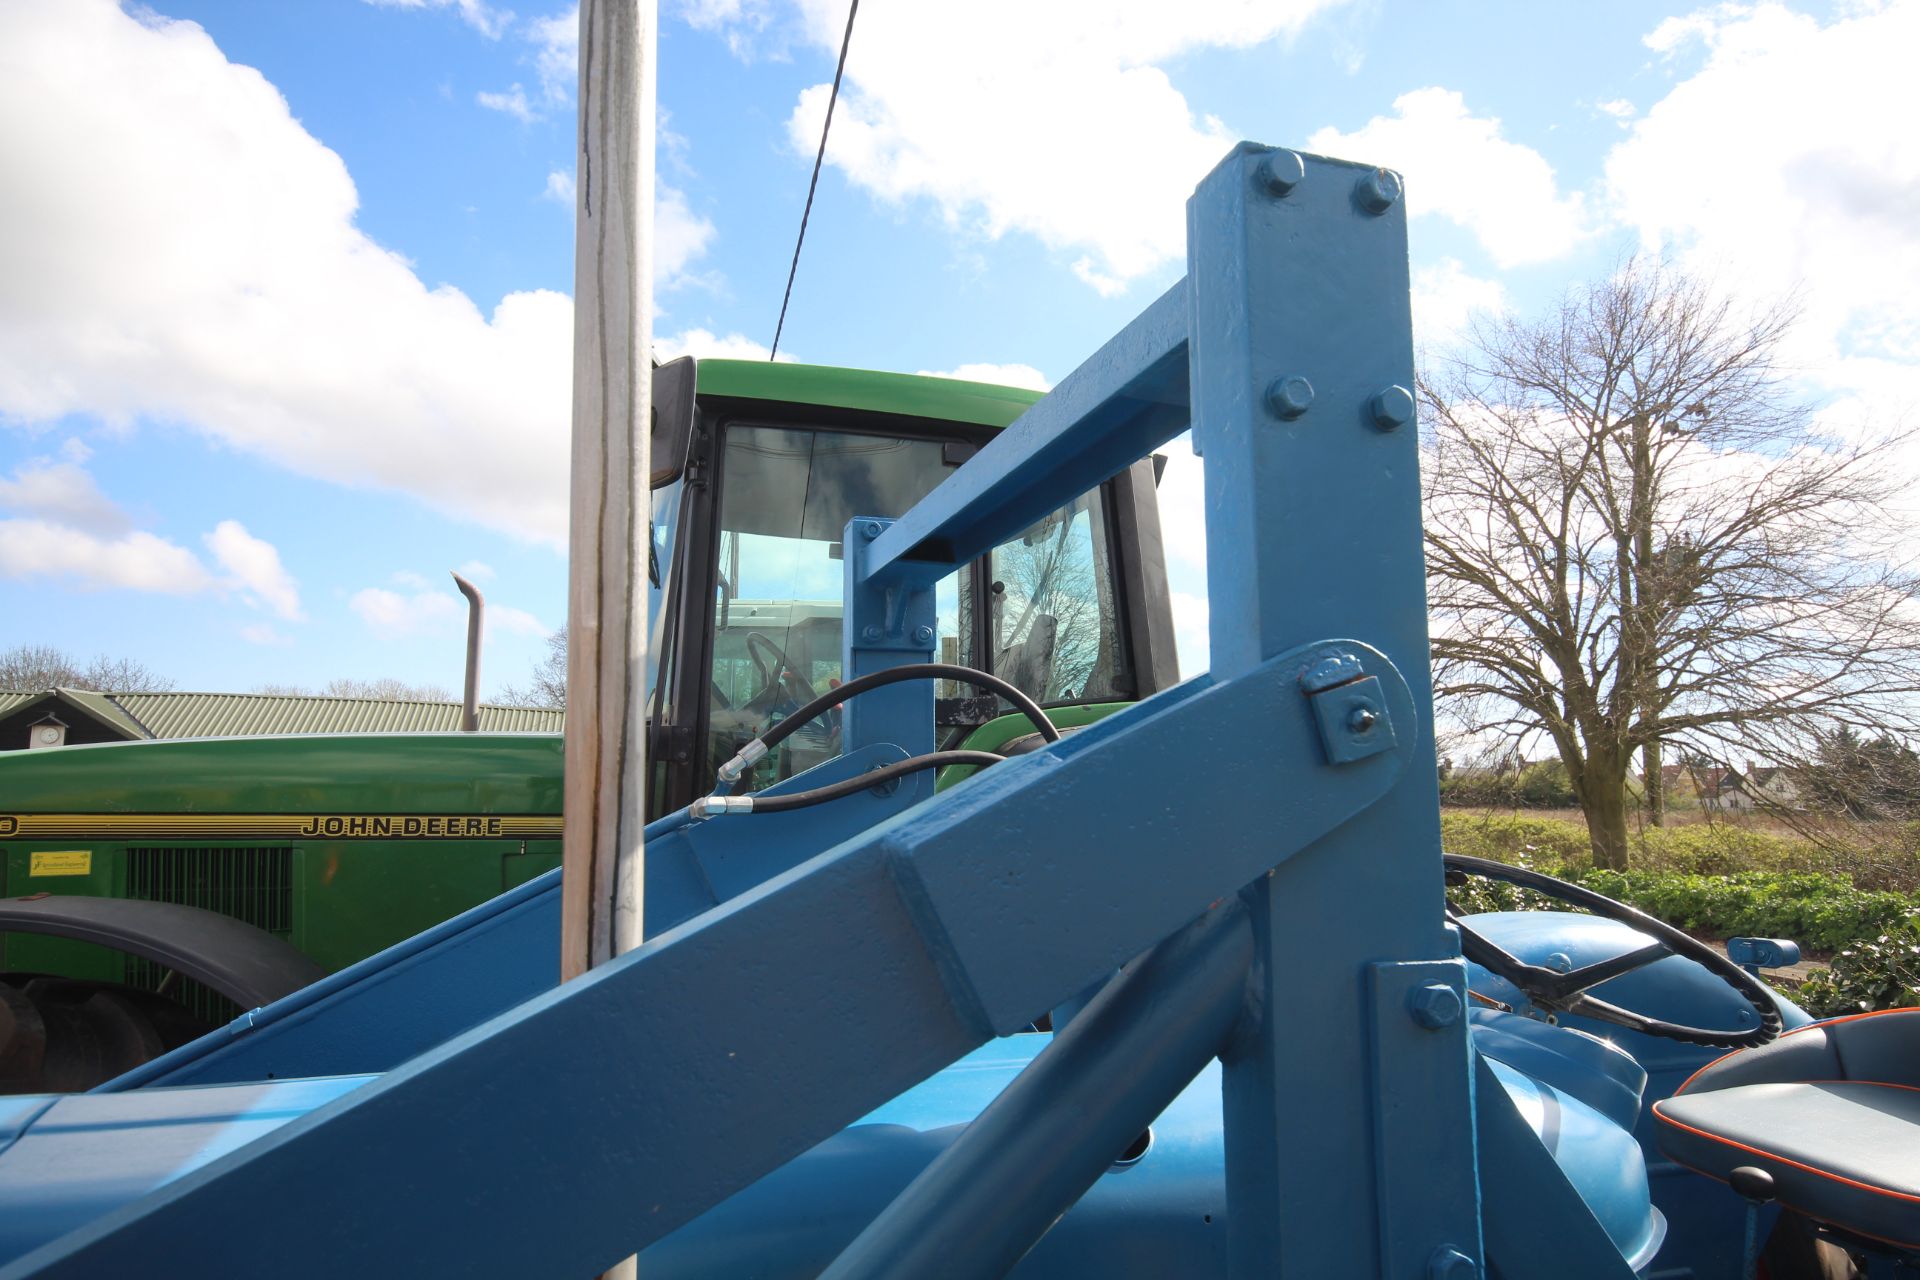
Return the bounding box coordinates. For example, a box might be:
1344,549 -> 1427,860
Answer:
123,846 -> 295,1025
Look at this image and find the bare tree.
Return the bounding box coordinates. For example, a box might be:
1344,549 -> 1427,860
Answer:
494,627 -> 569,709
0,644 -> 175,692
1423,260 -> 1920,869
322,677 -> 455,701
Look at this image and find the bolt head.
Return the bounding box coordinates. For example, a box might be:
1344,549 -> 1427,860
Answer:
1370,384 -> 1415,432
1266,375 -> 1315,421
1256,149 -> 1305,196
1348,707 -> 1378,734
860,624 -> 883,643
1356,167 -> 1403,215
860,520 -> 883,539
1408,982 -> 1462,1030
1428,1247 -> 1480,1280
912,624 -> 935,645
1545,952 -> 1573,974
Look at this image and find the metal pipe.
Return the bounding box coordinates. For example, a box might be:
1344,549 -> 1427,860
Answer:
820,899 -> 1252,1280
451,571 -> 483,732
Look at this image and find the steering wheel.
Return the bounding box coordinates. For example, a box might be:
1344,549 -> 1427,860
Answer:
741,631 -> 819,718
1445,854 -> 1782,1050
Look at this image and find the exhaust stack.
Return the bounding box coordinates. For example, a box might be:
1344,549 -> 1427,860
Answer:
452,571 -> 483,732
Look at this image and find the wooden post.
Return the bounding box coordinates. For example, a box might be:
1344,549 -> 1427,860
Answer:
562,0 -> 654,985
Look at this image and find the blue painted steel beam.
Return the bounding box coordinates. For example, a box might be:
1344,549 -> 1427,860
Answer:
1179,144 -> 1483,1277
821,900 -> 1252,1279
863,278 -> 1191,589
842,516 -> 938,754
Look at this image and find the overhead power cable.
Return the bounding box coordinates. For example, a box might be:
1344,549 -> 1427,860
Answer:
769,0 -> 859,360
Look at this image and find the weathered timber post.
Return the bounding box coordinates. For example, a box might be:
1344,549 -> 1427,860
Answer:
562,0 -> 655,983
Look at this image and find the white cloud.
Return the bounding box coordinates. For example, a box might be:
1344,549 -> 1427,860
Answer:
656,186 -> 718,290
1170,590 -> 1210,679
1308,88 -> 1589,268
1152,433 -> 1208,676
364,0 -> 514,40
915,363 -> 1051,392
738,0 -> 1349,295
0,451 -> 302,614
488,603 -> 549,636
1605,2 -> 1920,441
205,519 -> 303,620
653,328 -> 792,362
351,586 -> 462,638
1411,258 -> 1509,354
0,1 -> 577,545
1596,98 -> 1637,123
59,437 -> 92,464
543,168 -> 575,203
0,457 -> 130,535
457,559 -> 496,582
527,6 -> 579,106
0,518 -> 213,595
476,83 -> 536,122
351,582 -> 546,639
241,622 -> 294,646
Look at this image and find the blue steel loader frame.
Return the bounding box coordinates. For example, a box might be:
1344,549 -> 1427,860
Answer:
0,144 -> 1631,1280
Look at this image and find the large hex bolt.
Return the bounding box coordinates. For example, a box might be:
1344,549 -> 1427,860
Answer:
1407,982 -> 1463,1030
1256,149 -> 1305,197
1356,167 -> 1403,214
1370,385 -> 1415,432
1266,375 -> 1315,420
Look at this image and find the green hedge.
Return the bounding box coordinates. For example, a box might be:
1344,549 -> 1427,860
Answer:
1440,812 -> 1920,1012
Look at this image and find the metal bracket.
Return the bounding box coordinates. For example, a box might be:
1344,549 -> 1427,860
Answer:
842,516 -> 938,755
1300,653 -> 1397,765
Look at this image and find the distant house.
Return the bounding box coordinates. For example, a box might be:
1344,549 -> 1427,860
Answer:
1697,764 -> 1804,813
0,688 -> 563,752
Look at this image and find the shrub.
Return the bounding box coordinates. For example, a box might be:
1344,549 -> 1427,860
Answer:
1791,912 -> 1920,1016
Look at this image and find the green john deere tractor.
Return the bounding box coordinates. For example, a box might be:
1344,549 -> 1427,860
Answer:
0,357 -> 1179,1090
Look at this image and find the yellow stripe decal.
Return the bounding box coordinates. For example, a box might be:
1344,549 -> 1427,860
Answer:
0,814 -> 563,841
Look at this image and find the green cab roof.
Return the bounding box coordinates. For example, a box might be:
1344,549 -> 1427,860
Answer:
695,359 -> 1043,430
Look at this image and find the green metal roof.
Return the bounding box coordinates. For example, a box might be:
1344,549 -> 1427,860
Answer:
0,689 -> 562,740
695,360 -> 1043,429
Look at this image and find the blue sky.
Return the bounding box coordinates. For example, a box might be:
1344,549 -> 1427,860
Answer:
1,0 -> 1913,697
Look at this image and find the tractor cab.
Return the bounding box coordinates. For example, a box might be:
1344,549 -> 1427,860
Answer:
643,357 -> 1174,814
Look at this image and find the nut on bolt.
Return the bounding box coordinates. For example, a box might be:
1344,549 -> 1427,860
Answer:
1256,149 -> 1304,196
1369,384 -> 1415,432
1428,1246 -> 1479,1280
860,520 -> 883,539
912,624 -> 935,645
1407,982 -> 1462,1030
1356,167 -> 1403,214
1348,707 -> 1378,734
861,624 -> 883,643
1266,375 -> 1315,420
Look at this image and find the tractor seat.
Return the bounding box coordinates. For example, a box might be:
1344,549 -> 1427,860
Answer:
1652,1008 -> 1920,1252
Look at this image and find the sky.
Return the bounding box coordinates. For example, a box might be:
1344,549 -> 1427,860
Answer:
1,0 -> 1914,699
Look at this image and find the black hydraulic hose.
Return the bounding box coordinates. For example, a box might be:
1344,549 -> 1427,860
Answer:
693,750 -> 1008,817
745,750 -> 1006,814
721,662 -> 1059,795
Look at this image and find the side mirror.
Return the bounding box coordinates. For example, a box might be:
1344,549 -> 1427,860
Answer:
650,355 -> 697,488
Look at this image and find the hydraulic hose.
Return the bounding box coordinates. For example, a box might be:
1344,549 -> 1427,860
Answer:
692,750 -> 1006,818
716,662 -> 1058,793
